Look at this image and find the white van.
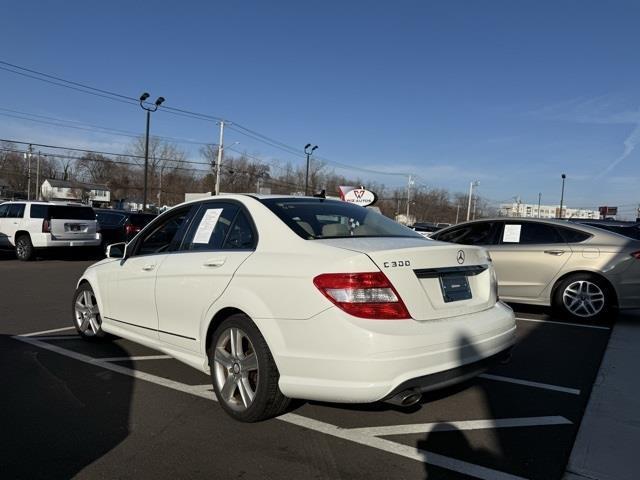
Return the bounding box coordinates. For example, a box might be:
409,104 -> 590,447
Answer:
0,201 -> 101,260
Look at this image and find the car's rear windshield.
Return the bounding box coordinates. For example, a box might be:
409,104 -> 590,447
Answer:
260,198 -> 423,240
31,205 -> 96,220
128,213 -> 156,226
96,211 -> 127,226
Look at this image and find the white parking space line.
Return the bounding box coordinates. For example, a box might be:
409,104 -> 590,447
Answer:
515,317 -> 610,331
281,413 -> 527,480
480,373 -> 581,395
97,355 -> 173,362
13,328 -> 571,480
348,416 -> 572,437
14,335 -> 213,400
21,326 -> 76,337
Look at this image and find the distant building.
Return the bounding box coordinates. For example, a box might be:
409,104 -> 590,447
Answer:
41,179 -> 111,207
499,202 -> 598,219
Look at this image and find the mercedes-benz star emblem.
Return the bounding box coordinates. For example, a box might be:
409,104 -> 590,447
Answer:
456,250 -> 465,264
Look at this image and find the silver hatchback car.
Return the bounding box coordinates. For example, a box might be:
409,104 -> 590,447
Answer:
432,218 -> 640,321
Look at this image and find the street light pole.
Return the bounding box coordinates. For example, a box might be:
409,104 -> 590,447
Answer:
559,173 -> 566,219
139,92 -> 165,211
215,121 -> 225,195
304,144 -> 318,196
537,192 -> 542,218
466,181 -> 479,221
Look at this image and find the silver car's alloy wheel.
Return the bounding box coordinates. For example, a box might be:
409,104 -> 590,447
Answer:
74,290 -> 102,336
562,280 -> 605,318
213,327 -> 259,411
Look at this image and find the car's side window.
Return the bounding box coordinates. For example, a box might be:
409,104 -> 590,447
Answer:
500,222 -> 564,245
0,204 -> 9,218
181,202 -> 256,251
557,227 -> 592,243
6,203 -> 25,218
223,211 -> 256,249
436,222 -> 496,245
135,207 -> 192,256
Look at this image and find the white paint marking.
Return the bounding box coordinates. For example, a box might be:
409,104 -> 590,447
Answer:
280,413 -> 527,480
21,326 -> 76,337
480,373 -> 581,395
14,329 -> 569,480
97,355 -> 172,362
348,416 -> 572,437
515,317 -> 610,331
13,335 -> 214,400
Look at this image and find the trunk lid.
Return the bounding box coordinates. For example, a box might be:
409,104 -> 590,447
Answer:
315,237 -> 496,320
47,205 -> 98,240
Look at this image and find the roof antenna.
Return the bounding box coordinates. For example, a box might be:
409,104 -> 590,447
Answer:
313,189 -> 326,199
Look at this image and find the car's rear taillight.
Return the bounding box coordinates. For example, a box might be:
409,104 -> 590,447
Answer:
42,219 -> 50,233
631,251 -> 640,260
313,272 -> 410,320
125,224 -> 140,236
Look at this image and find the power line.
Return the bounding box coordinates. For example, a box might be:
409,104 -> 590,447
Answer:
0,59 -> 412,178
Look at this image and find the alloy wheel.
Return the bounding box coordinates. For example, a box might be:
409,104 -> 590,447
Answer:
213,327 -> 259,411
74,290 -> 102,336
562,280 -> 605,318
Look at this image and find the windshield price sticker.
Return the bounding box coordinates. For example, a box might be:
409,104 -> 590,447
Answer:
503,224 -> 522,243
193,208 -> 223,244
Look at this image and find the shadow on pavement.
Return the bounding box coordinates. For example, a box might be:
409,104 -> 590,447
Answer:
0,335 -> 132,479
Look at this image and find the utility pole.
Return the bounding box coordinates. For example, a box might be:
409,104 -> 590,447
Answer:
25,144 -> 33,200
36,151 -> 41,201
466,181 -> 479,221
537,192 -> 542,218
472,196 -> 477,220
455,204 -> 460,224
406,175 -> 413,221
215,121 -> 225,195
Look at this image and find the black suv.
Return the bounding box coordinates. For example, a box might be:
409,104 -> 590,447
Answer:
95,209 -> 156,250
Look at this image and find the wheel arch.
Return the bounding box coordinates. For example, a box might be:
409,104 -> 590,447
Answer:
551,270 -> 618,308
14,230 -> 31,243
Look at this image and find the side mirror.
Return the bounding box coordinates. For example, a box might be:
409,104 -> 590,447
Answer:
106,242 -> 126,259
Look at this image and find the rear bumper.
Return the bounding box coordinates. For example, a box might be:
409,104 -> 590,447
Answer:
270,301 -> 516,403
30,233 -> 102,248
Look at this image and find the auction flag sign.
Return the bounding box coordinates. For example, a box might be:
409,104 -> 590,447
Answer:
338,186 -> 378,207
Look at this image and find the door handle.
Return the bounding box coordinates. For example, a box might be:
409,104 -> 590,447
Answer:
142,264 -> 156,271
544,250 -> 565,256
203,258 -> 226,267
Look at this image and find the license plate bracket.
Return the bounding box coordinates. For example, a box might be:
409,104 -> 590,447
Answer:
439,275 -> 472,303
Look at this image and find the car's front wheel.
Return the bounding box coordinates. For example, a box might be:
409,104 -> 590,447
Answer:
72,283 -> 107,340
209,314 -> 290,422
554,273 -> 612,322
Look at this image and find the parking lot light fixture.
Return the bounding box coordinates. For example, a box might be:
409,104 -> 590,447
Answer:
559,174 -> 566,219
140,92 -> 165,211
304,144 -> 318,196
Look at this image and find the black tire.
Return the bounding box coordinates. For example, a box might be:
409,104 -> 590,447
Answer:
72,283 -> 108,340
208,313 -> 290,422
553,273 -> 612,322
15,234 -> 34,261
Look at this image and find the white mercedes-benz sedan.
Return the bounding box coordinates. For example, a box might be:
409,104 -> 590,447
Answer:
73,195 -> 516,422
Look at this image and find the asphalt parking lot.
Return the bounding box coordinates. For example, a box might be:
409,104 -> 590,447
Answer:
0,254 -> 620,480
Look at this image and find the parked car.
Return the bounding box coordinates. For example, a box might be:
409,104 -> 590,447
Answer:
410,222 -> 442,238
0,201 -> 101,260
569,219 -> 640,241
431,218 -> 640,321
72,195 -> 515,422
95,209 -> 156,250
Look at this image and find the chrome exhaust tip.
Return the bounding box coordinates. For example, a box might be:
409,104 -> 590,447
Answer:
384,389 -> 422,407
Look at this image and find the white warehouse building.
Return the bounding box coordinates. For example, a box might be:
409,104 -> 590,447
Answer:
499,202 -> 598,219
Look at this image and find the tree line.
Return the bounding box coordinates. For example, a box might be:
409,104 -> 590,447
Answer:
0,138 -> 496,223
